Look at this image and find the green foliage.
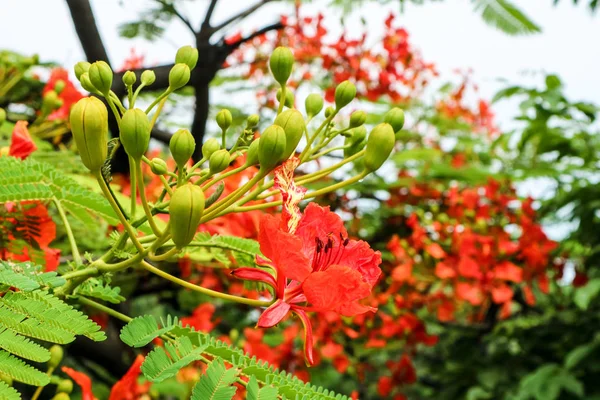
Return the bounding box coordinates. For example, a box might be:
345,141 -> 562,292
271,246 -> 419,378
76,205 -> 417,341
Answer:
0,380 -> 20,400
247,376 -> 279,400
0,350 -> 50,386
473,0 -> 541,35
75,279 -> 125,304
182,233 -> 261,268
0,260 -> 65,292
516,364 -> 584,400
120,314 -> 180,347
190,358 -> 238,400
142,336 -> 208,382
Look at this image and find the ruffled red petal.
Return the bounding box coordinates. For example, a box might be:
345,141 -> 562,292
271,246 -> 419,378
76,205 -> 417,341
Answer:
257,299 -> 290,328
302,265 -> 372,311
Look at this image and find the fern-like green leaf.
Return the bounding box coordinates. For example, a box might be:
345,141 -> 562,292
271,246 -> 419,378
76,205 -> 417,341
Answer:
141,336 -> 208,382
120,315 -> 180,348
0,380 -> 21,400
0,260 -> 65,290
0,328 -> 50,362
473,0 -> 541,35
0,350 -> 49,386
191,358 -> 238,400
247,376 -> 278,400
0,304 -> 75,344
76,280 -> 125,304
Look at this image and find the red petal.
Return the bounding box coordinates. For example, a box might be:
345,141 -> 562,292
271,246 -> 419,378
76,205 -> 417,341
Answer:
303,265 -> 371,311
109,355 -> 145,400
335,300 -> 377,316
62,366 -> 95,400
257,299 -> 290,328
273,157 -> 306,233
494,261 -> 523,283
293,308 -> 315,366
337,239 -> 382,286
295,203 -> 347,256
458,257 -> 481,279
426,243 -> 445,259
491,283 -> 513,304
231,267 -> 277,289
435,261 -> 456,279
456,282 -> 483,305
9,121 -> 36,159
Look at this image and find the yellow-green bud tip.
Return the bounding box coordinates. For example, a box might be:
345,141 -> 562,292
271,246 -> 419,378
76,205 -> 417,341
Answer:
202,138 -> 220,160
258,125 -> 286,171
216,109 -> 233,131
150,158 -> 168,175
141,70 -> 156,86
120,109 -> 150,160
48,345 -> 64,369
74,61 -> 91,81
175,45 -> 198,70
70,97 -> 108,172
364,123 -> 395,172
169,128 -> 196,169
169,184 -> 205,249
384,107 -> 405,132
269,47 -> 294,86
209,149 -> 231,174
334,80 -> 356,110
122,71 -> 137,87
169,63 -> 191,90
305,93 -> 323,118
88,61 -> 113,94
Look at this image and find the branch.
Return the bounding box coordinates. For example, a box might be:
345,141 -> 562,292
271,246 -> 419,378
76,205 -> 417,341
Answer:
64,0 -> 111,64
212,0 -> 274,33
201,0 -> 219,31
224,21 -> 284,53
156,0 -> 196,33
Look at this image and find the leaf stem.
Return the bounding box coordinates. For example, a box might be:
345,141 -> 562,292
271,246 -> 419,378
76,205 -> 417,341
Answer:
77,296 -> 132,323
53,197 -> 82,266
136,162 -> 162,235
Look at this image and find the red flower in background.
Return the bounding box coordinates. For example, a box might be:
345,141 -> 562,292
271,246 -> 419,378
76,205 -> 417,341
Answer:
42,68 -> 85,120
62,366 -> 95,400
8,121 -> 36,159
109,355 -> 149,400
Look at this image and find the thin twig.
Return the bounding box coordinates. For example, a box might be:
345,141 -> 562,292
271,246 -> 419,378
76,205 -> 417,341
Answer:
201,0 -> 219,31
212,0 -> 273,32
156,0 -> 196,33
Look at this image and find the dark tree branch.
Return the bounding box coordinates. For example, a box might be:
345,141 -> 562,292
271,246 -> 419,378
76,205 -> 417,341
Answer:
201,0 -> 219,33
212,0 -> 274,33
224,21 -> 284,52
65,0 -> 111,64
156,0 -> 196,33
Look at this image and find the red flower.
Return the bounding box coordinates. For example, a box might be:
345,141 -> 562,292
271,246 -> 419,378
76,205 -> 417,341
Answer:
8,121 -> 36,159
42,68 -> 85,120
109,355 -> 149,400
181,303 -> 219,332
62,367 -> 95,400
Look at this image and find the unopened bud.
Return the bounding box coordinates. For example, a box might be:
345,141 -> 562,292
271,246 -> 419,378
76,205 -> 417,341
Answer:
169,184 -> 205,249
120,109 -> 150,160
269,47 -> 294,85
168,63 -> 191,90
56,379 -> 74,394
74,61 -> 91,80
246,114 -> 259,128
324,106 -> 335,118
141,70 -> 156,86
244,138 -> 260,166
334,80 -> 356,110
48,345 -> 63,369
175,45 -> 198,70
349,110 -> 367,128
122,71 -> 136,87
52,393 -> 70,400
274,109 -> 305,160
0,108 -> 6,125
79,73 -> 97,93
364,123 -> 395,172
276,88 -> 294,108
150,158 -> 168,175
384,107 -> 405,132
70,97 -> 108,171
202,138 -> 220,160
216,109 -> 232,132
54,80 -> 66,95
209,149 -> 231,174
258,125 -> 286,171
88,61 -> 113,94
305,93 -> 323,117
344,126 -> 367,158
169,128 -> 195,169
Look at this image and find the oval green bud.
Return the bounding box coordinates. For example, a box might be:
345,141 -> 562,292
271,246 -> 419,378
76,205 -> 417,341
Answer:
175,45 -> 198,70
52,393 -> 70,400
141,70 -> 156,86
70,97 -> 108,171
334,80 -> 356,110
0,108 -> 6,126
216,109 -> 232,132
56,379 -> 74,394
48,345 -> 63,369
169,63 -> 191,90
88,61 -> 113,94
305,93 -> 323,117
246,114 -> 259,128
258,125 -> 286,171
122,71 -> 136,87
120,109 -> 150,160
74,61 -> 91,80
276,88 -> 294,108
244,138 -> 260,166
269,47 -> 294,85
273,109 -> 305,160
150,158 -> 168,175
202,138 -> 220,160
169,128 -> 195,169
169,184 -> 205,249
54,80 -> 66,95
364,123 -> 395,172
209,149 -> 231,174
344,125 -> 367,158
79,73 -> 97,93
349,110 -> 367,128
324,106 -> 335,118
384,107 -> 405,133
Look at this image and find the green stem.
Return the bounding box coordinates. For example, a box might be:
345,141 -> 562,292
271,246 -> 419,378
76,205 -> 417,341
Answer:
200,172 -> 265,222
141,260 -> 273,308
105,94 -> 122,125
299,110 -> 338,161
77,296 -> 132,323
130,82 -> 146,109
129,156 -> 137,217
149,96 -> 168,131
200,165 -> 246,191
145,89 -> 172,114
160,175 -> 174,195
53,198 -> 82,266
136,162 -> 161,235
149,247 -> 180,261
277,85 -> 286,115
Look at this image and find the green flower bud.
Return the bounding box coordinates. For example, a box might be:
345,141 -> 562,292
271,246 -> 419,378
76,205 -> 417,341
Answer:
88,61 -> 113,94
0,108 -> 6,126
344,125 -> 367,158
70,97 -> 108,171
364,123 -> 395,172
74,61 -> 91,80
305,93 -> 323,117
141,70 -> 156,86
175,45 -> 198,70
56,379 -> 74,394
276,88 -> 294,108
334,80 -> 356,110
54,80 -> 66,95
384,107 -> 405,132
52,393 -> 70,400
274,109 -> 305,160
169,184 -> 205,249
169,128 -> 196,169
324,106 -> 335,118
202,138 -> 220,160
246,114 -> 259,129
269,47 -> 294,85
48,345 -> 63,369
168,63 -> 191,90
244,138 -> 260,166
349,110 -> 367,128
43,91 -> 61,110
150,158 -> 168,175
79,73 -> 97,93
209,149 -> 231,174
258,125 -> 286,171
216,109 -> 232,132
122,71 -> 136,87
120,109 -> 150,160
